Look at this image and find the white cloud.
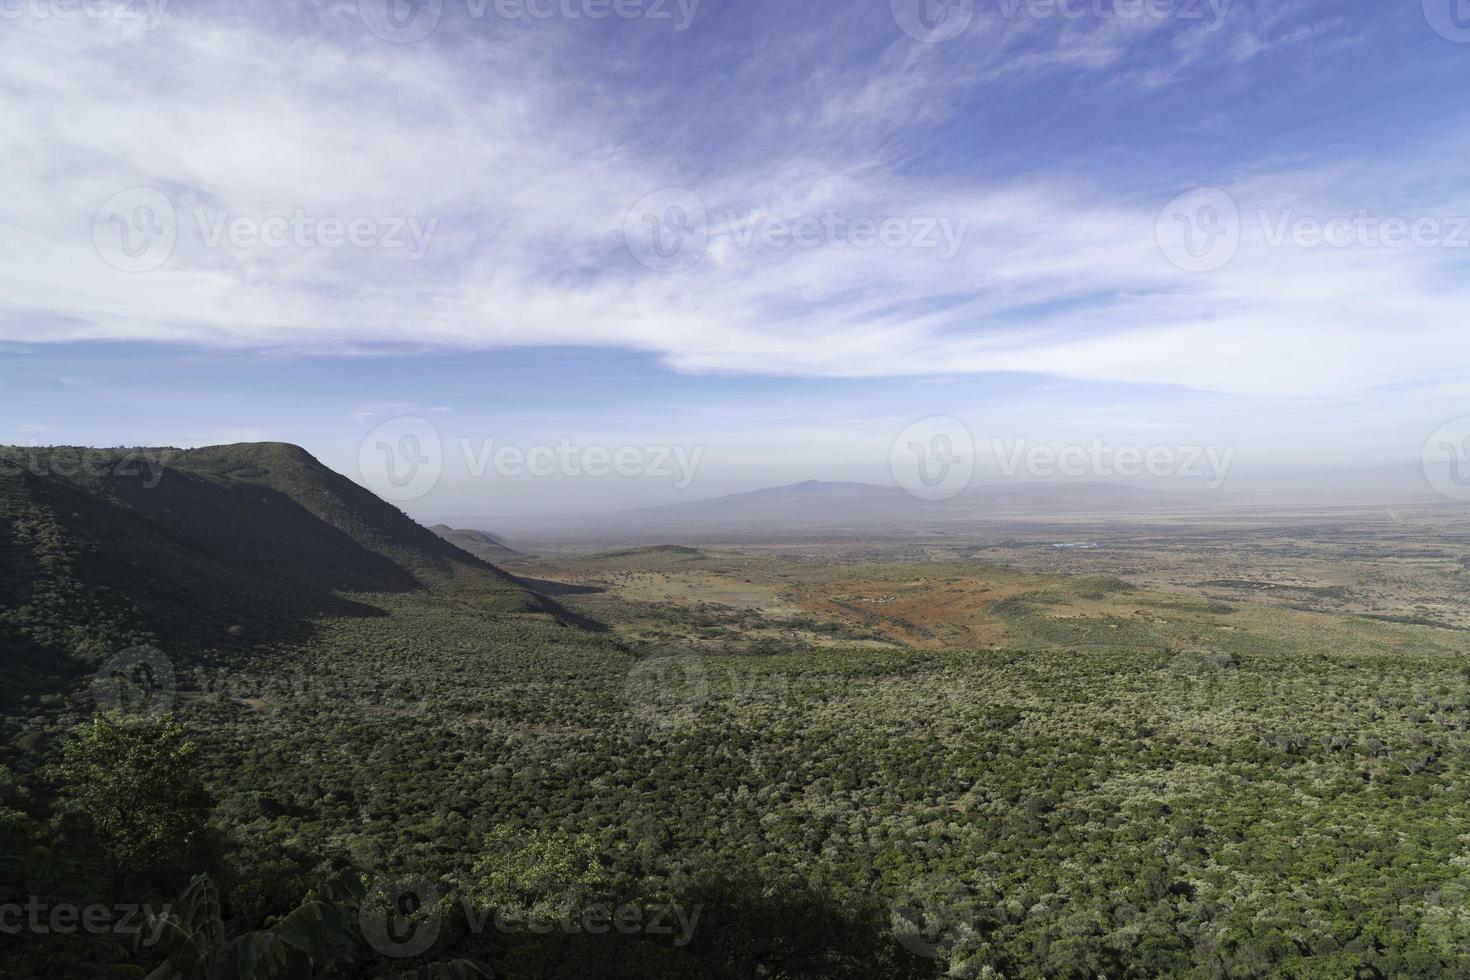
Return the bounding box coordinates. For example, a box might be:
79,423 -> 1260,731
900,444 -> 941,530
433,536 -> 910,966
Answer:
0,5 -> 1465,400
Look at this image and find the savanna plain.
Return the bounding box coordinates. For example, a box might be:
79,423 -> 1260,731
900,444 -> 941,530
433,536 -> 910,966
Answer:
3,445 -> 1468,978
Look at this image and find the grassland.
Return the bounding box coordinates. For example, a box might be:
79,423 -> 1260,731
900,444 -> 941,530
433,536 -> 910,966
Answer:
508,533 -> 1469,662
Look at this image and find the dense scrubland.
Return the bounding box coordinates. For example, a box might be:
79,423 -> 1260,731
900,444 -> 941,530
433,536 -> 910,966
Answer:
3,445 -> 1468,978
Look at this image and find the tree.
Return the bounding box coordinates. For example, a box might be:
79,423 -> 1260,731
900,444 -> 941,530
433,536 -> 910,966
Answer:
143,870 -> 490,980
56,712 -> 212,883
464,826 -> 613,927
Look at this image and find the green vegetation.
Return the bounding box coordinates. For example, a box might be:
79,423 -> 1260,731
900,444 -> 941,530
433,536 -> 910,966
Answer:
3,444 -> 1468,978
0,443 -> 554,712
56,714 -> 212,883
991,575 -> 1467,660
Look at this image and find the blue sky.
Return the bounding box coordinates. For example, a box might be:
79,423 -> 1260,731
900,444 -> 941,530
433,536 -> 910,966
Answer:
2,1 -> 1467,518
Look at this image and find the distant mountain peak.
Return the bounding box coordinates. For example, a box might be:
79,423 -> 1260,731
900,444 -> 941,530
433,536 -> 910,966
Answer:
746,480 -> 894,497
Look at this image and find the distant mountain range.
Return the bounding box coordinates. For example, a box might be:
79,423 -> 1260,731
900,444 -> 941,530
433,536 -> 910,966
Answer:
490,478 -> 1184,540
486,463 -> 1458,542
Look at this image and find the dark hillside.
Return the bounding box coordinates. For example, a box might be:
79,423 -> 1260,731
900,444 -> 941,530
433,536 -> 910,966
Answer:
0,443 -> 556,704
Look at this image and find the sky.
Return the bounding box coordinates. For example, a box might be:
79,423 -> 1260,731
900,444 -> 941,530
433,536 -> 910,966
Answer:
2,0 -> 1468,519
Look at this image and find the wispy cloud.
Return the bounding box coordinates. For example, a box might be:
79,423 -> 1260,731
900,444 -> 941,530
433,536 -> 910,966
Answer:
0,0 -> 1465,400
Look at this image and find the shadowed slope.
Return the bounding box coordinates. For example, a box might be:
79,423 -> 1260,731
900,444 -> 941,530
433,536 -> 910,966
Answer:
0,443 -> 558,702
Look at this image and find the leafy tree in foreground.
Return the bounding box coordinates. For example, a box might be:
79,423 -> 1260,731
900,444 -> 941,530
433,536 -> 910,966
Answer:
464,826 -> 613,926
56,712 -> 213,886
141,870 -> 491,980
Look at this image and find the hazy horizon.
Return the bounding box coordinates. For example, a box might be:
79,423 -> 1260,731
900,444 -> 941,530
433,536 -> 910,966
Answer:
2,427 -> 1464,525
4,2 -> 1470,521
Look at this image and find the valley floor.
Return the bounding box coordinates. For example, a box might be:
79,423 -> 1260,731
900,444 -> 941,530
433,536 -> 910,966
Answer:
6,502 -> 1469,977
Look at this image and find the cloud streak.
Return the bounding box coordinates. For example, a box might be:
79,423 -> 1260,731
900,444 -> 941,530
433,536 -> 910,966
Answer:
1,1 -> 1466,398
